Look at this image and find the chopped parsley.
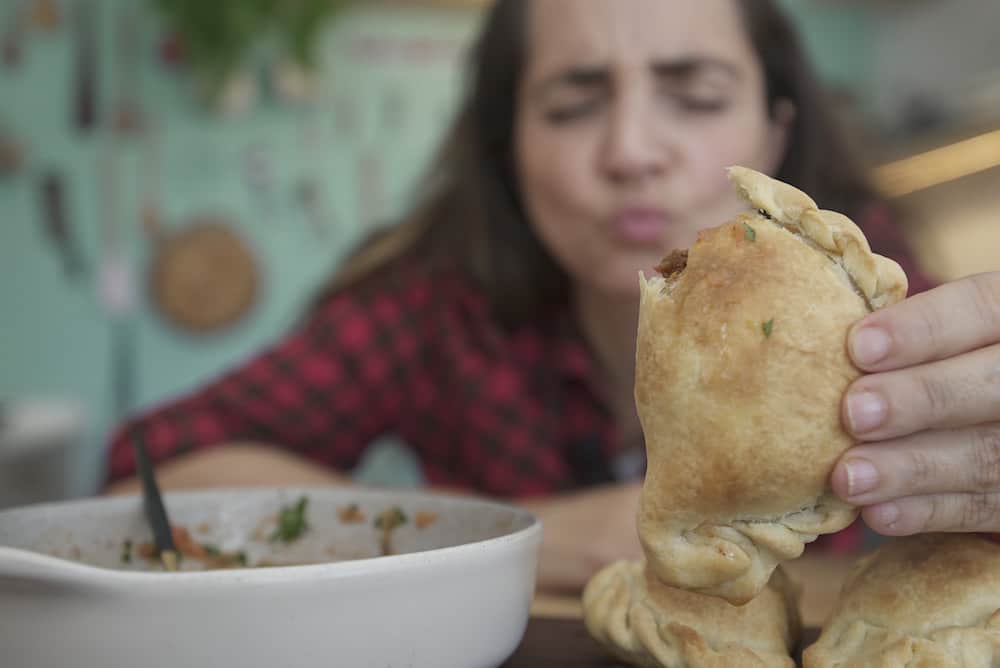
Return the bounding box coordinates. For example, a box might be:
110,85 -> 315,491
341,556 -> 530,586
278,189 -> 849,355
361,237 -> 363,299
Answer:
338,503 -> 366,524
374,506 -> 408,531
121,539 -> 132,564
743,222 -> 757,241
762,319 -> 774,338
270,496 -> 310,544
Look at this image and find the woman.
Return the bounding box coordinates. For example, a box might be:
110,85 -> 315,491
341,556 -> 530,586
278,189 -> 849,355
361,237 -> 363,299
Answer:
106,0 -> 999,591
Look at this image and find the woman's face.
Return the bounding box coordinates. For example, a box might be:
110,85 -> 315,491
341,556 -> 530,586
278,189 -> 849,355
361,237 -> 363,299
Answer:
516,0 -> 791,300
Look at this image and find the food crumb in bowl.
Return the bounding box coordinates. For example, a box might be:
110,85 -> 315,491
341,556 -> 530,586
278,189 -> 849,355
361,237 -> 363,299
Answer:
414,511 -> 438,529
121,540 -> 133,564
136,541 -> 156,560
337,503 -> 366,524
133,526 -> 248,570
269,496 -> 310,544
196,522 -> 212,534
374,506 -> 407,531
375,506 -> 408,556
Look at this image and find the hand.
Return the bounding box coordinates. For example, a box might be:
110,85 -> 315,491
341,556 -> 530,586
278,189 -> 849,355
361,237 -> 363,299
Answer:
520,481 -> 643,592
831,272 -> 1000,535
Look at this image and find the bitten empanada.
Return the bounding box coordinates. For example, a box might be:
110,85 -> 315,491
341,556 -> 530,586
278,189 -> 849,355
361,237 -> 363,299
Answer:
635,167 -> 907,604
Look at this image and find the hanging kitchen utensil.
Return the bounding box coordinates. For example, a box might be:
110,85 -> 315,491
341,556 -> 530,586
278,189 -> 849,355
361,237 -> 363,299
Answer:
97,140 -> 138,420
241,144 -> 276,222
358,148 -> 384,229
111,6 -> 145,136
294,112 -> 335,240
37,170 -> 86,278
295,178 -> 333,240
138,122 -> 165,254
146,213 -> 260,335
72,0 -> 98,132
28,0 -> 60,32
0,124 -> 25,176
1,2 -> 24,69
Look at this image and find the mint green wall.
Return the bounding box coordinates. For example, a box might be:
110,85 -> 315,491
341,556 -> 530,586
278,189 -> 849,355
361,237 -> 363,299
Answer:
779,0 -> 877,101
0,1 -> 481,495
1,0 -> 871,498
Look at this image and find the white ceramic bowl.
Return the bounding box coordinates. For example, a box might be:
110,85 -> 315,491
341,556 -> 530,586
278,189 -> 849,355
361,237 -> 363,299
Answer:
0,487 -> 542,668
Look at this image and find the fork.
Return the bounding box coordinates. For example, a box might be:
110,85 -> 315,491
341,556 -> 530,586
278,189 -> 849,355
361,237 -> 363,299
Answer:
131,432 -> 178,571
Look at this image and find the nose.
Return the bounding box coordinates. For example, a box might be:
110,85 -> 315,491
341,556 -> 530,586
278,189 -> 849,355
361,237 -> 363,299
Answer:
600,89 -> 670,185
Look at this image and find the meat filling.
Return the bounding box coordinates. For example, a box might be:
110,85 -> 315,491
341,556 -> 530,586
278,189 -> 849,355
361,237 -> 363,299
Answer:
655,249 -> 689,280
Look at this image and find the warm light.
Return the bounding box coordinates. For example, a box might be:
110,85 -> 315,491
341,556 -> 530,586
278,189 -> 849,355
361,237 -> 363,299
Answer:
873,128 -> 1000,197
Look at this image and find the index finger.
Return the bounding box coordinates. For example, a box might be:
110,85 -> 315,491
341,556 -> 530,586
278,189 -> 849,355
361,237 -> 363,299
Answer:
848,272 -> 1000,372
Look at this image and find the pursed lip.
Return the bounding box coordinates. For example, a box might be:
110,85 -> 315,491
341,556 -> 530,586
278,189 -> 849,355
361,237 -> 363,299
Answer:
611,206 -> 672,243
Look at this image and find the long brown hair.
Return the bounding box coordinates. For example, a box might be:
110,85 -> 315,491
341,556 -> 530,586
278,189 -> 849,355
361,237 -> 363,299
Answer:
321,0 -> 881,327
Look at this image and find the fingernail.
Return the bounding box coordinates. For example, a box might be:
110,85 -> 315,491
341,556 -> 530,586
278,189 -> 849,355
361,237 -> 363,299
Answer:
872,502 -> 900,529
851,327 -> 891,367
846,390 -> 887,434
844,458 -> 879,497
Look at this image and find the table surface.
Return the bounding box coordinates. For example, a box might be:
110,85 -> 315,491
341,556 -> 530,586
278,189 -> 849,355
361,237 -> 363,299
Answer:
515,552 -> 853,666
503,617 -> 821,667
529,552 -> 855,628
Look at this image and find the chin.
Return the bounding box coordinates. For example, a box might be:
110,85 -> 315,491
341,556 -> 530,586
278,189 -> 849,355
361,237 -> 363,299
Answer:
592,265 -> 649,301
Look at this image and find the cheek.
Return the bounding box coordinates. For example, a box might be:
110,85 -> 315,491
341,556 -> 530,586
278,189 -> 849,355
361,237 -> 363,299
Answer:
516,120 -> 601,248
516,121 -> 640,293
688,111 -> 774,181
675,112 -> 777,220
517,122 -> 594,215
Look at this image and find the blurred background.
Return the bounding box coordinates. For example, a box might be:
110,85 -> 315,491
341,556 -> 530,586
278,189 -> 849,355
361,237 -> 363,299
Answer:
1,0 -> 998,508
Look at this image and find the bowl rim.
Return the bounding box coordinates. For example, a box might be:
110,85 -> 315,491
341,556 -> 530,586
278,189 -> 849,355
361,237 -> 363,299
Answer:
0,486 -> 543,585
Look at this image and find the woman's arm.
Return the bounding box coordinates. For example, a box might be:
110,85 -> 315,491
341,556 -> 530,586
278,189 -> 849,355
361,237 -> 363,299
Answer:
103,442 -> 351,496
520,481 -> 644,593
105,287 -> 416,487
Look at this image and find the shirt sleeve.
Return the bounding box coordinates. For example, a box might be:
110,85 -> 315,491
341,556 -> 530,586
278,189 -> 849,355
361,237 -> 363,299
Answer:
104,283 -> 422,484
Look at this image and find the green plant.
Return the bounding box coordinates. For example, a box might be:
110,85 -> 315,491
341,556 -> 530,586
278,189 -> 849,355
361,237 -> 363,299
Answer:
153,0 -> 350,89
275,0 -> 350,71
153,0 -> 271,87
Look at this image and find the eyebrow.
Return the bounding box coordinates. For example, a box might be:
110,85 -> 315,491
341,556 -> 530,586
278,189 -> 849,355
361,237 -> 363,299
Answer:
532,57 -> 741,99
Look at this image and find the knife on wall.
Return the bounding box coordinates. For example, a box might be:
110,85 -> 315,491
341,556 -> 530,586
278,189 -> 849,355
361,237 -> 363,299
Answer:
73,0 -> 99,132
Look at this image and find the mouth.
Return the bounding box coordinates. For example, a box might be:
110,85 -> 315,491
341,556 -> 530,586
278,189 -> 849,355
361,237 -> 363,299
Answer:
612,208 -> 671,244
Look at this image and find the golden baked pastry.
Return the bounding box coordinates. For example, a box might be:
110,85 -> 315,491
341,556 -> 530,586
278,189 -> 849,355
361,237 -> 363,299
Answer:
584,559 -> 801,667
635,167 -> 908,604
804,534 -> 1000,667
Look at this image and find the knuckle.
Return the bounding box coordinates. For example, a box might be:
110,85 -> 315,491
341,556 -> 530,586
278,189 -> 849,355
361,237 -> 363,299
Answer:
906,447 -> 938,489
969,425 -> 1000,493
961,492 -> 1000,531
969,273 -> 1000,331
916,371 -> 954,419
914,299 -> 948,355
921,495 -> 944,532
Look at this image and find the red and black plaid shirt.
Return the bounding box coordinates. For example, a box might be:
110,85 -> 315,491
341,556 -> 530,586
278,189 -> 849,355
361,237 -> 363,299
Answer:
107,260 -> 620,497
107,206 -> 936,548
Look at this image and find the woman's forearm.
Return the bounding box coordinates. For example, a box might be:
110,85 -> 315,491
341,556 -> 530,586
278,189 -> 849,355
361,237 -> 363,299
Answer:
519,482 -> 644,593
102,443 -> 349,496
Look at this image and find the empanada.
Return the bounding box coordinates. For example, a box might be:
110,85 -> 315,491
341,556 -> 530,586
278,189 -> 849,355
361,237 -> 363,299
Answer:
635,167 -> 908,604
584,559 -> 801,667
804,534 -> 1000,667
